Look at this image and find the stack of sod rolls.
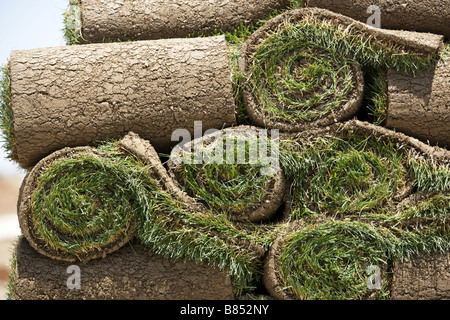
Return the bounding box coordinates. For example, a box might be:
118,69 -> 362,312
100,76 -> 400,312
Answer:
3,8 -> 447,170
265,119 -> 450,300
12,123 -> 450,300
15,131 -> 272,298
1,2 -> 449,300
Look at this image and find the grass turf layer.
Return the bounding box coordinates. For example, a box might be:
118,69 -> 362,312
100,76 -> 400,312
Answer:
279,132 -> 410,220
278,220 -> 394,299
0,64 -> 16,162
31,148 -> 142,258
279,126 -> 450,220
170,134 -> 277,218
242,15 -> 439,126
27,129 -> 450,299
250,43 -> 355,122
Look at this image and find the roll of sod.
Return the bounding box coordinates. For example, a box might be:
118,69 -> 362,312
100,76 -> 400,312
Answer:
264,119 -> 450,300
64,0 -> 291,44
7,35 -> 236,169
386,52 -> 450,149
167,126 -> 286,223
17,132 -> 272,295
11,237 -> 235,300
238,8 -> 444,133
17,145 -> 142,262
264,220 -> 396,300
279,119 -> 450,219
305,0 -> 450,39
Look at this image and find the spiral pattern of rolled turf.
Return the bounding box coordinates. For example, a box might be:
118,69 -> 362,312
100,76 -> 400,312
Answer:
18,145 -> 149,262
238,8 -> 441,132
263,120 -> 450,300
168,126 -> 286,222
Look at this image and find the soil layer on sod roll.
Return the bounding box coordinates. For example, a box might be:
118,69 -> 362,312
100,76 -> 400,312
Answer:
238,8 -> 444,133
11,236 -> 235,300
263,119 -> 450,300
16,132 -> 272,295
7,35 -> 236,169
386,54 -> 450,149
305,0 -> 450,39
65,0 -> 291,44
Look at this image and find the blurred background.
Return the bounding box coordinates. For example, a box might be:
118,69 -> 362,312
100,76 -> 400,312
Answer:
0,0 -> 68,299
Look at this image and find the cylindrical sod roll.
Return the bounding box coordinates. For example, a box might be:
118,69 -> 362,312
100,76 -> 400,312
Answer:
386,55 -> 450,149
264,217 -> 450,300
66,0 -> 291,44
263,220 -> 395,300
167,125 -> 286,223
12,237 -> 235,300
17,145 -> 144,262
305,0 -> 450,39
263,120 -> 450,300
238,8 -> 443,133
9,35 -> 236,169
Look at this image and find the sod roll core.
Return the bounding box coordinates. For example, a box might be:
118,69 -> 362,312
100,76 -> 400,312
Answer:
9,35 -> 236,169
12,237 -> 235,300
305,0 -> 450,39
70,0 -> 291,43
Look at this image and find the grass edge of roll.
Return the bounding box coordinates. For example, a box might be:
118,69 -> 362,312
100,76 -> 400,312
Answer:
366,43 -> 449,126
63,0 -> 83,45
